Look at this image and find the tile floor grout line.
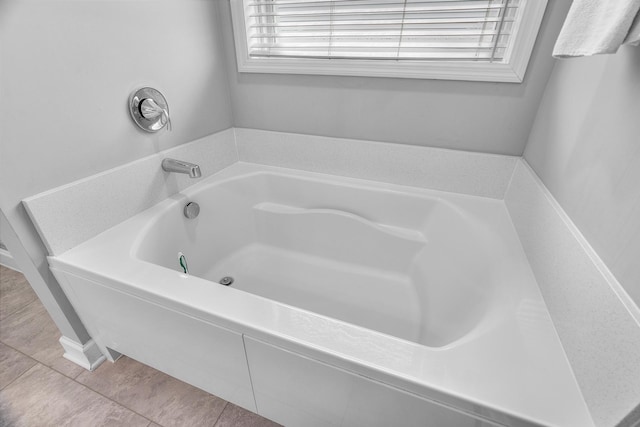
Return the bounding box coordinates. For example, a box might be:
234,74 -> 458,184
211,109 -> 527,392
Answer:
71,356 -> 243,427
70,374 -> 157,426
0,340 -> 40,370
1,339 -> 42,362
3,332 -> 210,427
0,346 -> 270,426
0,269 -> 156,426
71,365 -> 85,380
211,401 -> 229,427
0,362 -> 41,392
2,359 -> 157,426
0,338 -> 81,381
3,330 -> 154,425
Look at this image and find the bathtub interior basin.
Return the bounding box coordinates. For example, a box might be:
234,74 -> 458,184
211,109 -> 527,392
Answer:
46,162 -> 593,427
134,168 -> 517,348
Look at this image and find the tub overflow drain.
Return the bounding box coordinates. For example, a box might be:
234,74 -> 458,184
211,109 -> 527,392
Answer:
220,276 -> 234,286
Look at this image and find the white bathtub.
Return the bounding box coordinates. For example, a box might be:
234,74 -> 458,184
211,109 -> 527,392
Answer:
49,162 -> 592,427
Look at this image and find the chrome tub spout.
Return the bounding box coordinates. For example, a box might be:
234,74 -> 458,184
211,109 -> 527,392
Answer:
161,158 -> 202,178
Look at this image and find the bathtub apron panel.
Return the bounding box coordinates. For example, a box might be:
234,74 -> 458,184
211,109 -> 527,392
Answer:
244,337 -> 500,427
52,268 -> 256,412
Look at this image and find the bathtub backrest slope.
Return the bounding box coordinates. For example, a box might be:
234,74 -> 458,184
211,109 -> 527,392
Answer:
22,129 -> 237,256
505,159 -> 640,427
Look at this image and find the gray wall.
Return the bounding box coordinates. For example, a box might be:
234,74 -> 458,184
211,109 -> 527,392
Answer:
218,0 -> 571,156
0,0 -> 232,202
524,46 -> 640,309
0,0 -> 232,343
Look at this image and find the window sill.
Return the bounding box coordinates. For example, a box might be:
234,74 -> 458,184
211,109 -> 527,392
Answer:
230,0 -> 547,83
236,56 -> 528,83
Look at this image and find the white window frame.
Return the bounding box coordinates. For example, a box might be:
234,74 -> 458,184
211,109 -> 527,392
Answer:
230,0 -> 547,83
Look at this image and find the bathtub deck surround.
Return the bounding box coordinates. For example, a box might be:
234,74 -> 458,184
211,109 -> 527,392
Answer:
22,129 -> 238,256
21,127 -> 640,426
26,154 -> 592,426
505,160 -> 640,427
235,128 -> 518,199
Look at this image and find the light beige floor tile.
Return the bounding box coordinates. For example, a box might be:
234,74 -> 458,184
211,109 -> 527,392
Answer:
0,299 -> 85,379
0,266 -> 38,321
0,364 -> 149,427
0,342 -> 37,390
49,354 -> 87,379
77,356 -> 227,427
214,403 -> 281,427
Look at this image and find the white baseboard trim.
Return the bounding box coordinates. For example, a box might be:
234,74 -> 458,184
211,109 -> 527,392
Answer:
0,248 -> 20,272
59,336 -> 106,371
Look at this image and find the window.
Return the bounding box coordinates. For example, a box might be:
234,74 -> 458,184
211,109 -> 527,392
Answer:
230,0 -> 548,82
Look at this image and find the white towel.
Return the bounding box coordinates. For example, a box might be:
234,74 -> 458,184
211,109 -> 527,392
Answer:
627,13 -> 640,46
553,0 -> 640,58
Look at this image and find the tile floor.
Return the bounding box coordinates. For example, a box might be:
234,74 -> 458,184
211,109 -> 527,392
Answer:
0,265 -> 281,427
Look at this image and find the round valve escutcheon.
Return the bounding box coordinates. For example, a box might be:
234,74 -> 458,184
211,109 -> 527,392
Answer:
129,87 -> 170,132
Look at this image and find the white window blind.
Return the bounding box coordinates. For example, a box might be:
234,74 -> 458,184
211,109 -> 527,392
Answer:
244,0 -> 522,63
